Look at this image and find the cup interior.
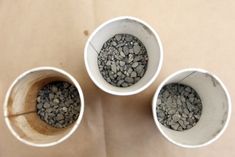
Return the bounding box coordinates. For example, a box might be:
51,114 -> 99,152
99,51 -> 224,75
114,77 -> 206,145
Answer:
85,17 -> 162,95
4,68 -> 84,147
152,69 -> 231,147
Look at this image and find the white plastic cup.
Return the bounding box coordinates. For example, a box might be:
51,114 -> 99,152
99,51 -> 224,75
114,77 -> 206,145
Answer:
84,16 -> 163,95
152,68 -> 231,148
3,67 -> 85,147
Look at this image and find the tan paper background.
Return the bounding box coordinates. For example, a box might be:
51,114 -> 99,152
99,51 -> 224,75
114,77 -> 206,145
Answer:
0,0 -> 235,156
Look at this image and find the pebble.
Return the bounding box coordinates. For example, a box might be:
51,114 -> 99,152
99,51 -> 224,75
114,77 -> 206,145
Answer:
125,77 -> 134,83
129,48 -> 134,54
125,34 -> 133,41
132,62 -> 139,68
36,81 -> 81,128
127,68 -> 133,74
106,60 -> 111,66
136,65 -> 144,74
168,109 -> 176,115
56,114 -> 64,121
49,93 -> 54,100
117,80 -> 124,86
133,45 -> 141,54
119,61 -> 125,66
112,41 -> 117,46
53,98 -> 60,104
156,83 -> 202,131
171,123 -> 179,130
122,82 -> 128,87
130,71 -> 137,78
123,46 -> 129,55
120,51 -> 125,57
97,34 -> 148,87
37,96 -> 41,102
37,103 -> 43,109
111,64 -> 117,73
115,34 -> 122,41
51,86 -> 58,93
172,113 -> 181,122
44,102 -> 50,108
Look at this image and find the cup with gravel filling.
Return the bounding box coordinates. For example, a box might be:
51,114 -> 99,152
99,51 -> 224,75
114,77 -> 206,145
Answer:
84,16 -> 163,95
97,34 -> 149,88
152,69 -> 231,148
4,67 -> 84,147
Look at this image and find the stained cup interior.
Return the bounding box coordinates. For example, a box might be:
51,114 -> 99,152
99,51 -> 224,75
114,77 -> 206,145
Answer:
4,67 -> 84,147
85,17 -> 163,95
152,69 -> 231,147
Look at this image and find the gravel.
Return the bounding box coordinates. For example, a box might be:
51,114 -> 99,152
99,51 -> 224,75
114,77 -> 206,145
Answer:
97,34 -> 148,87
36,81 -> 81,128
156,83 -> 202,131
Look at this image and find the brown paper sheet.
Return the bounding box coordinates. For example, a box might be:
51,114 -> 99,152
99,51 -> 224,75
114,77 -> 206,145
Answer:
0,0 -> 235,156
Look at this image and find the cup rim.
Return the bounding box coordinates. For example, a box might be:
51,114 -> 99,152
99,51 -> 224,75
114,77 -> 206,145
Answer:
152,68 -> 232,148
3,66 -> 85,147
84,16 -> 163,96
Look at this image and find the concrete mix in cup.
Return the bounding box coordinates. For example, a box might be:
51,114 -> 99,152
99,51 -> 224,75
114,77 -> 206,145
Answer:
97,34 -> 148,87
156,83 -> 202,131
36,81 -> 80,128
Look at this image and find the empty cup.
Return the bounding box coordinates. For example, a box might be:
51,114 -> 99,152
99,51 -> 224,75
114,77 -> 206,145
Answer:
152,68 -> 231,148
84,16 -> 163,95
3,67 -> 85,147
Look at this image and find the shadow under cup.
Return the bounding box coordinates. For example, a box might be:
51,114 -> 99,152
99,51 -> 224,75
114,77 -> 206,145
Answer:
152,69 -> 231,148
4,67 -> 84,147
85,17 -> 163,95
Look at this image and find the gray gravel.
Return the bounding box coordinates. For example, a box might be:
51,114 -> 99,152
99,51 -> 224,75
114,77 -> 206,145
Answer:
97,34 -> 148,87
156,83 -> 202,131
36,81 -> 80,128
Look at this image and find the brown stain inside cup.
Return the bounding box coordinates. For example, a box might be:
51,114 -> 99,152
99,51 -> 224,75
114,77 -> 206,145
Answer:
6,97 -> 13,116
6,76 -> 74,141
23,77 -> 70,135
6,116 -> 28,140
